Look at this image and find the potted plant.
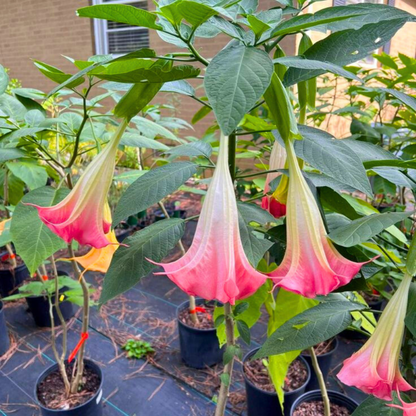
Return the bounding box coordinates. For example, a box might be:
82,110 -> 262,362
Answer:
290,390 -> 358,416
243,347 -> 311,416
177,298 -> 223,368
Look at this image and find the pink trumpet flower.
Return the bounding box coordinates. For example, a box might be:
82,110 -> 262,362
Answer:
150,134 -> 267,304
27,120 -> 128,249
269,139 -> 370,298
388,390 -> 416,415
262,141 -> 287,218
338,274 -> 414,400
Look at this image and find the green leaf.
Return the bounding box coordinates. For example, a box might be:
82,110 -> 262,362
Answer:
0,148 -> 26,163
210,16 -> 245,41
284,19 -> 409,86
113,170 -> 147,185
25,110 -> 46,127
96,64 -> 200,83
233,302 -> 249,316
34,61 -> 85,89
0,171 -> 25,205
120,132 -> 170,151
115,82 -> 162,120
6,161 -> 48,190
351,394 -> 402,416
100,219 -> 185,305
381,88 -> 416,112
192,105 -> 212,124
77,4 -> 162,30
160,80 -> 195,97
0,65 -> 9,95
292,126 -> 372,196
341,139 -> 397,163
6,127 -> 48,142
0,94 -> 27,121
0,219 -> 11,247
205,43 -> 273,135
10,187 -> 67,274
113,162 -> 197,226
274,57 -> 362,83
238,201 -> 276,225
177,1 -> 218,27
405,311 -> 416,338
328,211 -> 414,247
236,320 -> 251,345
247,15 -> 270,38
255,301 -> 366,358
165,141 -> 212,159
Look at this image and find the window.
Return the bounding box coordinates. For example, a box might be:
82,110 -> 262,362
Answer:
93,0 -> 150,55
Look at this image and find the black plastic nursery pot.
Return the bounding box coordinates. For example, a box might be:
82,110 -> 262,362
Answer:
35,359 -> 103,416
0,301 -> 10,356
177,299 -> 223,369
26,271 -> 75,328
0,254 -> 29,298
243,348 -> 311,416
290,390 -> 358,415
301,337 -> 339,392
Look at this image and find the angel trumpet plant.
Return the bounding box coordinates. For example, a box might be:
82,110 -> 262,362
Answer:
150,133 -> 266,305
338,273 -> 414,400
261,141 -> 287,218
269,139 -> 369,298
28,120 -> 128,249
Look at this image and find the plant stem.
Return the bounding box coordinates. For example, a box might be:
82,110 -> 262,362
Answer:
308,347 -> 331,416
158,201 -> 199,324
215,303 -> 235,416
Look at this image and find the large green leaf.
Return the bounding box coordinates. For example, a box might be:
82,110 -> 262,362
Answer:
177,1 -> 218,27
352,395 -> 402,416
0,94 -> 27,122
77,4 -> 162,30
160,80 -> 195,97
382,88 -> 416,112
6,161 -> 48,190
96,64 -> 200,83
288,126 -> 372,196
120,132 -> 169,151
0,148 -> 26,163
284,19 -> 409,86
114,82 -> 162,120
100,218 -> 185,305
165,141 -> 212,159
341,138 -> 397,163
10,187 -> 67,274
237,201 -> 276,225
273,57 -> 362,83
328,211 -> 413,247
255,301 -> 366,358
113,162 -> 197,226
0,65 -> 9,96
33,61 -> 85,89
205,43 -> 273,135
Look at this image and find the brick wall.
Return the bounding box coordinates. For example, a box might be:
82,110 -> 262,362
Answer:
0,0 -> 94,95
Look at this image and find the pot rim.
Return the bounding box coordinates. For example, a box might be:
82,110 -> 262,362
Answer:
290,389 -> 359,415
176,298 -> 219,333
34,358 -> 103,413
243,347 -> 312,397
300,337 -> 339,359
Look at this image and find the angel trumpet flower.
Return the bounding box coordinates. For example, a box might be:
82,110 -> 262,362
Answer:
66,204 -> 119,274
27,120 -> 128,249
338,273 -> 414,400
388,390 -> 416,415
261,141 -> 287,218
269,139 -> 369,297
150,134 -> 266,304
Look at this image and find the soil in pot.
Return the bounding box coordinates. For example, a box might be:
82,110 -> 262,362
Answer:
244,357 -> 308,393
37,361 -> 100,410
292,401 -> 351,416
0,255 -> 25,270
302,339 -> 335,357
178,303 -> 215,329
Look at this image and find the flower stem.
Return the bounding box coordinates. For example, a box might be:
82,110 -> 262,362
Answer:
308,347 -> 331,416
215,303 -> 235,416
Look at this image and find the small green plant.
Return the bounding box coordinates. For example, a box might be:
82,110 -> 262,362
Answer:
122,339 -> 154,359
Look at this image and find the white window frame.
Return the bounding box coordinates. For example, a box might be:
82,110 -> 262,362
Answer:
92,0 -> 149,55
